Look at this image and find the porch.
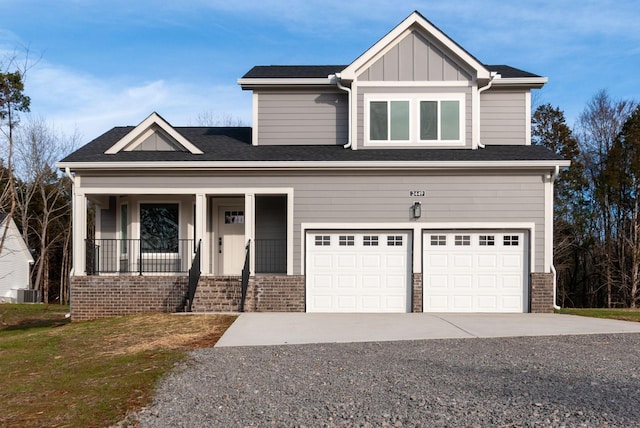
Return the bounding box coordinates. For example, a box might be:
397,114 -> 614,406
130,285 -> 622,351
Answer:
74,191 -> 293,277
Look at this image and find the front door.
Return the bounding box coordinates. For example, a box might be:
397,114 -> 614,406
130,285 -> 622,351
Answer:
216,206 -> 245,275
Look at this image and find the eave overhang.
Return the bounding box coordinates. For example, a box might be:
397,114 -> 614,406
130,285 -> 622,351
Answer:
491,77 -> 548,89
57,159 -> 571,172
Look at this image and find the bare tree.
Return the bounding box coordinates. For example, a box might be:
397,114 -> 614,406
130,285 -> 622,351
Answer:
194,111 -> 247,127
576,89 -> 638,307
14,118 -> 79,302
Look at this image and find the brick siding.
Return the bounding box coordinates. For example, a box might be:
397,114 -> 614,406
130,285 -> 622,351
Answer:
70,276 -> 188,321
412,273 -> 423,313
530,272 -> 554,313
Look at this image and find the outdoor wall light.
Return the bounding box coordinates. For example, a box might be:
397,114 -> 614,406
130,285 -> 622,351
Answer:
411,201 -> 422,219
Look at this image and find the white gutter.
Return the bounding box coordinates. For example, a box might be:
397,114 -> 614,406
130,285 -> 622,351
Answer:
551,164 -> 561,310
476,72 -> 498,149
330,73 -> 352,149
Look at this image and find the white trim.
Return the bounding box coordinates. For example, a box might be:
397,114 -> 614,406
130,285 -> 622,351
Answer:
364,92 -> 466,147
341,12 -> 490,81
525,90 -> 532,145
357,80 -> 471,87
252,93 -> 259,146
63,160 -> 571,175
472,82 -> 479,149
300,221 -> 536,276
104,112 -> 204,155
544,174 -> 554,272
491,77 -> 547,88
238,78 -> 333,87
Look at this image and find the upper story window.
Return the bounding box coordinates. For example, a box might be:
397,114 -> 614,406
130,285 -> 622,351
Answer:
366,93 -> 465,147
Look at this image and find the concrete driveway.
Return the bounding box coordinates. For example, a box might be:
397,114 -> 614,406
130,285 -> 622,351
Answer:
214,312 -> 640,347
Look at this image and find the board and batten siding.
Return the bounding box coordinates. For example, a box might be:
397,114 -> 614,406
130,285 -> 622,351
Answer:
356,86 -> 473,148
256,89 -> 348,146
480,89 -> 528,145
358,30 -> 473,82
81,171 -> 546,275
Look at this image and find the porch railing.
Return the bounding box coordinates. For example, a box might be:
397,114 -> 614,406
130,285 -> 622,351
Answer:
185,240 -> 202,312
255,238 -> 286,273
86,238 -> 195,275
239,239 -> 251,312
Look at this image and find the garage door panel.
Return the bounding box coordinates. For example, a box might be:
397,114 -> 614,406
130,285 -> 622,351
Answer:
307,231 -> 410,313
424,231 -> 527,313
478,275 -> 497,288
337,254 -> 357,268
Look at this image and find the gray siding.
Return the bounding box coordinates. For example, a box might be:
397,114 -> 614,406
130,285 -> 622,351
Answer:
257,89 -> 348,146
100,196 -> 117,239
359,31 -> 473,82
82,171 -> 546,274
133,129 -> 183,151
357,86 -> 473,148
481,89 -> 528,145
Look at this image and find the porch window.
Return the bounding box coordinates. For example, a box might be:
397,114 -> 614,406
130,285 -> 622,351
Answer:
120,204 -> 128,254
140,203 -> 179,253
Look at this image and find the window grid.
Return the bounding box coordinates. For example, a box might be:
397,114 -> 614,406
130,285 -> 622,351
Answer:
430,235 -> 446,246
454,235 -> 471,246
479,235 -> 495,246
503,235 -> 520,246
315,235 -> 331,246
363,235 -> 379,246
339,235 -> 355,246
387,235 -> 403,246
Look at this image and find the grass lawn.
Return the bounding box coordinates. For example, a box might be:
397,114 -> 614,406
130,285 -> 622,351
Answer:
557,307 -> 640,322
0,304 -> 236,427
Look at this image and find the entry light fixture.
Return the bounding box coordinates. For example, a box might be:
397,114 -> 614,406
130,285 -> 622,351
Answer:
411,201 -> 422,219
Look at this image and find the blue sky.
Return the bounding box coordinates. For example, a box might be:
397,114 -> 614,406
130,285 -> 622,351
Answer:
1,0 -> 638,142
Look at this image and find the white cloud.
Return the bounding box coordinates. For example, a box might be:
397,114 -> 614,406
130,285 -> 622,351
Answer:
23,60 -> 252,141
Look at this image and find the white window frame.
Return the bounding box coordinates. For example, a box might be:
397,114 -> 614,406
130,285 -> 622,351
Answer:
365,93 -> 465,147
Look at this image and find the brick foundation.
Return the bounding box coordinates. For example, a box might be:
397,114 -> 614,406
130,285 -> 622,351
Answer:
530,272 -> 554,313
412,273 -> 423,313
70,276 -> 188,321
191,276 -> 243,312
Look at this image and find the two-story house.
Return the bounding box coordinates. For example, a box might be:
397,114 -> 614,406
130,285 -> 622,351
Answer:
58,11 -> 568,320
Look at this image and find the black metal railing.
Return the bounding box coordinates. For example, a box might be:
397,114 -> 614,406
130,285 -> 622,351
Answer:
239,239 -> 251,312
86,238 -> 195,275
255,238 -> 286,273
185,240 -> 202,312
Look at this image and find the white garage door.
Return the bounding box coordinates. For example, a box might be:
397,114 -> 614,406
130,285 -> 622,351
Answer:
306,231 -> 411,312
423,231 -> 527,313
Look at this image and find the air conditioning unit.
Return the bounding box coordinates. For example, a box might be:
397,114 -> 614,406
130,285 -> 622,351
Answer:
17,289 -> 39,304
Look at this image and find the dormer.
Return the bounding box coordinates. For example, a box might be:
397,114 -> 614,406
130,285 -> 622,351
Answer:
239,11 -> 547,150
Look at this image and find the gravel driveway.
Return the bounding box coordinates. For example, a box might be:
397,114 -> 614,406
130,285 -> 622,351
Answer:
138,333 -> 640,427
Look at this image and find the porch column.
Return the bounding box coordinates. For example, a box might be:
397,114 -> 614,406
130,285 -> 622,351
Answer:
195,193 -> 209,274
72,192 -> 87,275
245,193 -> 255,274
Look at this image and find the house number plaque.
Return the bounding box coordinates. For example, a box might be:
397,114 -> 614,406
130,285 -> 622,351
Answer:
410,190 -> 426,197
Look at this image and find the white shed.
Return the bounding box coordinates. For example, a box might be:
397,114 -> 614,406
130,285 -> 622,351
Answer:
0,213 -> 34,303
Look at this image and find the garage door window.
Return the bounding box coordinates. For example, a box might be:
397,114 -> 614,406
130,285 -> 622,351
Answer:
363,235 -> 379,246
315,235 -> 331,246
339,235 -> 355,246
454,235 -> 471,246
479,235 -> 495,246
504,235 -> 519,246
387,235 -> 403,246
430,235 -> 446,246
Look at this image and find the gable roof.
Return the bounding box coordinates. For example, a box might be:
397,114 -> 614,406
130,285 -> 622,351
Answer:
59,126 -> 567,168
339,11 -> 490,82
104,112 -> 204,155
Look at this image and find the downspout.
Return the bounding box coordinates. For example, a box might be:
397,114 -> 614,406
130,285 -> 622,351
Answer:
330,73 -> 352,149
476,72 -> 498,149
550,165 -> 561,310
